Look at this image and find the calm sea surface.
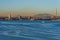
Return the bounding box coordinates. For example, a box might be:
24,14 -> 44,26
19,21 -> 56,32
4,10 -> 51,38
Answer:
0,20 -> 60,40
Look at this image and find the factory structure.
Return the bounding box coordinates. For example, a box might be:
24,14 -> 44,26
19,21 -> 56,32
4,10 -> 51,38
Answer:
0,14 -> 32,20
0,9 -> 60,20
0,13 -> 60,20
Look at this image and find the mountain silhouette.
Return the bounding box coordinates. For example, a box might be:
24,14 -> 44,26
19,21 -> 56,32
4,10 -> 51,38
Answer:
33,13 -> 54,18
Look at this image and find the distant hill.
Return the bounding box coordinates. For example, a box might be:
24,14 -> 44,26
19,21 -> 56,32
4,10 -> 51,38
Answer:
33,13 -> 54,18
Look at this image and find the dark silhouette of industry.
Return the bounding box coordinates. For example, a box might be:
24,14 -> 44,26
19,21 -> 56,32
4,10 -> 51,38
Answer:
0,9 -> 59,20
0,13 -> 60,20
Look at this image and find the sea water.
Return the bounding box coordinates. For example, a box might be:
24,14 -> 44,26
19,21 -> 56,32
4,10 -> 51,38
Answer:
0,20 -> 60,40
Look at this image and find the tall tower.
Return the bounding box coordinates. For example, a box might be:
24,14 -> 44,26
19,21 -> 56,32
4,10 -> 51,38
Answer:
10,13 -> 11,20
55,8 -> 57,20
8,8 -> 12,20
8,13 -> 11,20
55,8 -> 57,19
56,8 -> 57,16
9,8 -> 12,20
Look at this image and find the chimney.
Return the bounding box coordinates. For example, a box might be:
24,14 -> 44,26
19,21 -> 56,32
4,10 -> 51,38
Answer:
8,13 -> 11,20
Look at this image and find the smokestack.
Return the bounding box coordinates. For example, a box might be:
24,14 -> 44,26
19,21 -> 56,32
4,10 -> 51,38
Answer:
56,8 -> 57,16
8,13 -> 11,20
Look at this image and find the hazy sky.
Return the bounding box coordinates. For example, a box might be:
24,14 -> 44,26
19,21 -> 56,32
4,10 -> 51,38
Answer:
0,0 -> 60,16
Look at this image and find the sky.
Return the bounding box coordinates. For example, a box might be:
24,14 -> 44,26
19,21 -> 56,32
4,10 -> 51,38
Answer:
0,0 -> 60,16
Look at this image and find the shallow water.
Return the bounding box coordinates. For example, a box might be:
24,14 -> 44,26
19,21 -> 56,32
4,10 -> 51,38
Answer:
0,20 -> 60,40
